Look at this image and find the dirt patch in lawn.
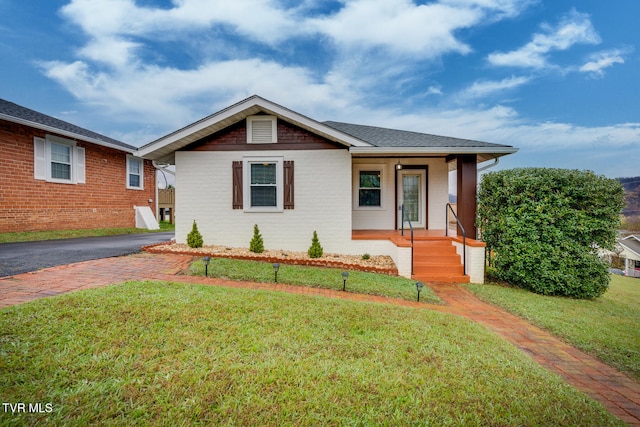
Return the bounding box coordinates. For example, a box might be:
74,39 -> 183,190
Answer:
143,242 -> 398,275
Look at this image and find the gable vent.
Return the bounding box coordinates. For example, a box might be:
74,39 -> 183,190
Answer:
247,116 -> 277,144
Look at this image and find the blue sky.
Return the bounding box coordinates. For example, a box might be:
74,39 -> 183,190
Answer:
1,0 -> 638,178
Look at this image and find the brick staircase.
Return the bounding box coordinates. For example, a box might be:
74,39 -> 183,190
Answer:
411,238 -> 469,283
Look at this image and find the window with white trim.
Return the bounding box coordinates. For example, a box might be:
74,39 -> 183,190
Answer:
247,115 -> 277,144
243,157 -> 283,211
34,135 -> 85,184
127,156 -> 144,190
353,164 -> 385,210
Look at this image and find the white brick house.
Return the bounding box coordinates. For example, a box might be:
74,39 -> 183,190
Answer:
138,95 -> 517,283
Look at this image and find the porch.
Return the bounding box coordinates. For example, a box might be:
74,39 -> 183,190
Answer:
352,229 -> 486,284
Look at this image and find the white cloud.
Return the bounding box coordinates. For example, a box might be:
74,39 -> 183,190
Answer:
309,0 -> 477,56
42,0 -> 541,129
41,57 -> 355,131
61,0 -> 299,43
457,75 -> 532,100
579,48 -> 628,78
487,9 -> 601,69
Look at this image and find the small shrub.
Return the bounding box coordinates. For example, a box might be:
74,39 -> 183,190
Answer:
308,231 -> 324,258
362,253 -> 371,260
249,224 -> 264,253
186,220 -> 203,248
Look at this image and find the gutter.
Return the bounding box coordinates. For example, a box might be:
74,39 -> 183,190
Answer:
348,146 -> 518,156
478,157 -> 500,172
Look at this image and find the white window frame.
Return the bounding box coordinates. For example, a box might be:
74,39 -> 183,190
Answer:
34,135 -> 85,185
243,157 -> 283,212
247,115 -> 277,144
126,155 -> 144,190
353,164 -> 385,210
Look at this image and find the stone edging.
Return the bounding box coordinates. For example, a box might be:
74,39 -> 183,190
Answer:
142,242 -> 399,276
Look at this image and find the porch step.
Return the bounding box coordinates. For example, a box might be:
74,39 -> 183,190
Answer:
412,238 -> 469,283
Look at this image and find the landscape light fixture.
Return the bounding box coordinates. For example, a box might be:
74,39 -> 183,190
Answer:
416,282 -> 424,302
273,263 -> 280,283
202,256 -> 211,277
342,271 -> 349,291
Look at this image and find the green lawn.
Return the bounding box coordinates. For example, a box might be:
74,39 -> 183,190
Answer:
467,275 -> 640,380
0,222 -> 175,243
0,282 -> 621,426
190,257 -> 441,304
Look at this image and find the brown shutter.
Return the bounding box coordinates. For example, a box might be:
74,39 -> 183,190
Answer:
232,161 -> 243,209
284,160 -> 294,209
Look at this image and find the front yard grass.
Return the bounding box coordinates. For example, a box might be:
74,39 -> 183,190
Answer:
0,281 -> 621,426
0,221 -> 175,243
189,257 -> 441,304
466,275 -> 640,380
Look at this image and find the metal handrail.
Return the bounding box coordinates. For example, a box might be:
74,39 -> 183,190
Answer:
446,203 -> 466,276
401,204 -> 415,275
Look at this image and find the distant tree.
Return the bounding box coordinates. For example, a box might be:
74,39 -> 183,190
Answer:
478,168 -> 625,299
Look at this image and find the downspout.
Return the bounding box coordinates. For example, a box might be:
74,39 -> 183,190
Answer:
477,157 -> 500,173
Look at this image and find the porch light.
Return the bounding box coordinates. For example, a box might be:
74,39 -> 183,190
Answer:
202,256 -> 211,277
273,263 -> 280,283
395,161 -> 403,170
416,281 -> 424,302
342,271 -> 349,291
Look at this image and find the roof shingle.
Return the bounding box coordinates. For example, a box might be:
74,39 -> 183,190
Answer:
0,98 -> 134,151
323,120 -> 512,149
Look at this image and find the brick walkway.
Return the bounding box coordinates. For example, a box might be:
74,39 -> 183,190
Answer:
1,252 -> 639,425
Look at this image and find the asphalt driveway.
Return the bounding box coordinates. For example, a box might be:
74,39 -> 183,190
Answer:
0,232 -> 174,277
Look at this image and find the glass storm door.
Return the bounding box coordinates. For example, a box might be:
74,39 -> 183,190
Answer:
398,170 -> 426,228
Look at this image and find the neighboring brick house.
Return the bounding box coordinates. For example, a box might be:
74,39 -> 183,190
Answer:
0,98 -> 156,233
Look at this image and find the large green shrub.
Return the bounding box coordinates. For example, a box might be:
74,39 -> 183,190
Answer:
187,220 -> 204,248
478,168 -> 625,299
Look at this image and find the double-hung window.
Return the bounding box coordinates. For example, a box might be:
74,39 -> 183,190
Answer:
34,135 -> 85,184
50,142 -> 72,180
359,171 -> 382,207
353,164 -> 385,210
250,162 -> 277,207
127,156 -> 144,190
242,157 -> 284,212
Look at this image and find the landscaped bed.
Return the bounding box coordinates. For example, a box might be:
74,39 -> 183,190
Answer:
145,242 -> 398,275
0,282 -> 621,426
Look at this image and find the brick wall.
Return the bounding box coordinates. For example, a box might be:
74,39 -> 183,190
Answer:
0,120 -> 155,233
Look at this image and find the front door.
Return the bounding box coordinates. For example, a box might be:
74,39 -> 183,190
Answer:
397,170 -> 426,228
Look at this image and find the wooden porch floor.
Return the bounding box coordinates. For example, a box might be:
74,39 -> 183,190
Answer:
352,229 -> 455,247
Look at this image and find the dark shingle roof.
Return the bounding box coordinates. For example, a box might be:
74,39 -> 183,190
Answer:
621,236 -> 640,257
323,120 -> 511,149
0,98 -> 135,151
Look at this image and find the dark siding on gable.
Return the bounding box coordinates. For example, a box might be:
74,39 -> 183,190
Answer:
187,118 -> 346,151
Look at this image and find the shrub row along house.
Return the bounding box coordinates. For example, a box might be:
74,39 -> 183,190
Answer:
2,95 -> 517,283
